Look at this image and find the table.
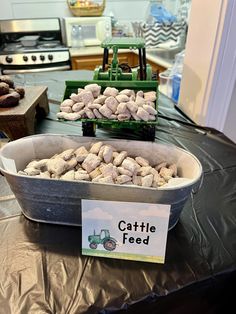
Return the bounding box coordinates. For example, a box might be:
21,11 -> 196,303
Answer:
0,86 -> 48,140
0,71 -> 235,314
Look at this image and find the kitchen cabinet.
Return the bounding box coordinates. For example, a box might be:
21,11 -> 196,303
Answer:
132,54 -> 167,75
146,59 -> 167,75
71,52 -> 167,75
71,53 -> 134,71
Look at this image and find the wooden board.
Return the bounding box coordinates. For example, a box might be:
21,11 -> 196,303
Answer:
0,86 -> 49,140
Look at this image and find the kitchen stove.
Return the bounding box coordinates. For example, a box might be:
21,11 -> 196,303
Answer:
0,18 -> 71,74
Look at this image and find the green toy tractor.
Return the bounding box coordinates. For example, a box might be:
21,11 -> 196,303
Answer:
88,229 -> 117,251
93,37 -> 152,81
62,38 -> 158,141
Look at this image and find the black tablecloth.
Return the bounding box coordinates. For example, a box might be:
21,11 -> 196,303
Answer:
0,71 -> 236,314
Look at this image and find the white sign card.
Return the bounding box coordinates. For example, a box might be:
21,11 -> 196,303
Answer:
81,200 -> 170,264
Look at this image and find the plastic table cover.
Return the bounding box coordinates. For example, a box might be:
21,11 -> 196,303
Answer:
0,71 -> 235,314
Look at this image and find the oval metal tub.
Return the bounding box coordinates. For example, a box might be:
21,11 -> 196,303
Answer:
0,134 -> 202,230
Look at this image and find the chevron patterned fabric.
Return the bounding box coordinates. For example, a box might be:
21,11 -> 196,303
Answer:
140,21 -> 187,48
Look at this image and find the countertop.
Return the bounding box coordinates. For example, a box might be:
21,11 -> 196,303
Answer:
0,70 -> 236,314
69,46 -> 173,69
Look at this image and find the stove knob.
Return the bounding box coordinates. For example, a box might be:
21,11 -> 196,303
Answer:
32,55 -> 37,61
23,55 -> 28,62
6,56 -> 13,63
40,55 -> 45,61
48,54 -> 53,61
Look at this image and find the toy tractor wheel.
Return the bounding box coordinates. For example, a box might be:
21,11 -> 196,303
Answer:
89,242 -> 97,249
103,240 -> 116,251
141,125 -> 156,141
82,122 -> 96,137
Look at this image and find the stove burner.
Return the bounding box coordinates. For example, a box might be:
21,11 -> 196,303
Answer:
3,43 -> 23,52
41,36 -> 56,41
2,41 -> 65,53
41,42 -> 58,49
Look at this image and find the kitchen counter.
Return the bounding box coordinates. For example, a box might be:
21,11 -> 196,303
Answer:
0,70 -> 235,314
70,45 -> 173,69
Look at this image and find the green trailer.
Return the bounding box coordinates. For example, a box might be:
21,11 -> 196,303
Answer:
63,79 -> 158,141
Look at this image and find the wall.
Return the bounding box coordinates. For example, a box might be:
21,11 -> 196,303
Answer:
178,0 -> 236,144
178,0 -> 227,125
0,0 -> 187,21
0,0 -> 191,41
223,82 -> 236,143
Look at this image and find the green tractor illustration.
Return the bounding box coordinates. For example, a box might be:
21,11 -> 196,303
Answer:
88,229 -> 117,251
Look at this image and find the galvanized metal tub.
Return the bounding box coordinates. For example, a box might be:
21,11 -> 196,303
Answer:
0,134 -> 202,230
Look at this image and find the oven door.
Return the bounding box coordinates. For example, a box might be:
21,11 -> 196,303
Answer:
1,61 -> 71,74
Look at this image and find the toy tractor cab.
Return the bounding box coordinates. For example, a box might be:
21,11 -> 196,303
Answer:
93,37 -> 152,81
